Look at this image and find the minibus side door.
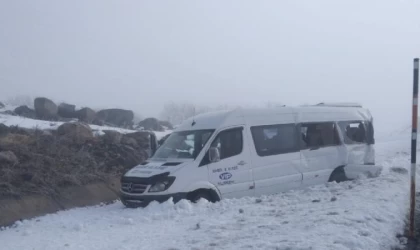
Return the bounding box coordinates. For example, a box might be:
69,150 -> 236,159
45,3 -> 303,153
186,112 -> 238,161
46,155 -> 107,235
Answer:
249,123 -> 303,196
299,122 -> 343,186
200,126 -> 255,199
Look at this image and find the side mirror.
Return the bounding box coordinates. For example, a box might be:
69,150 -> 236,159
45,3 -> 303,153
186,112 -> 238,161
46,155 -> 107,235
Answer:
209,147 -> 221,163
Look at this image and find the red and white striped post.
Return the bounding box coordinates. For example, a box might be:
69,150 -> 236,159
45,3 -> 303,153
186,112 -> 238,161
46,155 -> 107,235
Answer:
410,58 -> 419,239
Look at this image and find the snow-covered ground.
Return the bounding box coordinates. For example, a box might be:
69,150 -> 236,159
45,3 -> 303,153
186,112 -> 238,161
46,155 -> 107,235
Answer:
0,133 -> 415,250
0,113 -> 171,140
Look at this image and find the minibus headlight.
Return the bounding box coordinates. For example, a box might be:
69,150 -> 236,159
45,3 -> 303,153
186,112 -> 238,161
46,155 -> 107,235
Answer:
149,177 -> 175,193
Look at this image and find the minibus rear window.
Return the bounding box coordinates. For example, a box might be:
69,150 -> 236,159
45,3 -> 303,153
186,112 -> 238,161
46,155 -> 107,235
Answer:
338,121 -> 367,144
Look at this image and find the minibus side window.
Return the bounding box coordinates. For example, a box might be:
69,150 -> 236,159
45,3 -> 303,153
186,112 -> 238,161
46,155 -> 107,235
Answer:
200,127 -> 244,166
300,122 -> 340,149
210,128 -> 243,160
337,121 -> 367,144
251,124 -> 299,157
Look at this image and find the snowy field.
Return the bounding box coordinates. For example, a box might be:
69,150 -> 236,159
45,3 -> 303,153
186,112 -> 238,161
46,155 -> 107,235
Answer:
0,133 -> 415,250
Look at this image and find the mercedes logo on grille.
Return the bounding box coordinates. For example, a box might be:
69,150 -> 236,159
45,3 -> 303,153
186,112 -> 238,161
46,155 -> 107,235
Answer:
127,183 -> 133,192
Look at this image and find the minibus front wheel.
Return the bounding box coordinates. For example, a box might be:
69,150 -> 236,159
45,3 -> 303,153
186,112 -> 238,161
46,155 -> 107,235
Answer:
187,189 -> 220,203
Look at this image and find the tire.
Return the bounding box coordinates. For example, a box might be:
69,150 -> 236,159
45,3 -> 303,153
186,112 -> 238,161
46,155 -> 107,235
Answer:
328,167 -> 349,183
191,191 -> 213,203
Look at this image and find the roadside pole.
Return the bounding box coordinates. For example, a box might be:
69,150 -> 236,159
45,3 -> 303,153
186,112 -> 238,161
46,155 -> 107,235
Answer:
410,58 -> 419,239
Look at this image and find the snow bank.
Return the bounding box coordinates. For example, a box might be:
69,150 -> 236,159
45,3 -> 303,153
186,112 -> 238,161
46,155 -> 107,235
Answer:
0,136 -> 412,250
0,114 -> 171,140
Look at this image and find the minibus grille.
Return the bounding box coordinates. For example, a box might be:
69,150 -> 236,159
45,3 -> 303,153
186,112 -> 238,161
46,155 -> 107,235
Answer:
121,182 -> 148,194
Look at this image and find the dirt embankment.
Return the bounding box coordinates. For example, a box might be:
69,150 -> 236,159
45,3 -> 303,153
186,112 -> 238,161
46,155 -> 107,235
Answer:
0,122 -> 150,200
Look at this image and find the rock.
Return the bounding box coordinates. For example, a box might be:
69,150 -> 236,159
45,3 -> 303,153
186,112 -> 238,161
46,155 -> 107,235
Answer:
138,118 -> 164,131
121,136 -> 138,148
330,197 -> 337,202
123,132 -> 151,148
58,103 -> 76,118
0,102 -> 4,109
57,122 -> 93,144
0,151 -> 18,165
75,108 -> 96,123
158,120 -> 173,130
97,109 -> 134,128
122,131 -> 154,156
34,97 -> 58,120
14,105 -> 36,119
102,130 -> 122,144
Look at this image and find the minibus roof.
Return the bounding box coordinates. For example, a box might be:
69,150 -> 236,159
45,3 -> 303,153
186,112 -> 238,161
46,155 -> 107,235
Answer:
174,105 -> 372,132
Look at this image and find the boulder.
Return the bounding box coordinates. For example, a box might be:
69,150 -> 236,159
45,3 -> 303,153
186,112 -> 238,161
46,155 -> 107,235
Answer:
0,102 -> 4,109
138,118 -> 164,131
0,151 -> 18,165
58,103 -> 76,118
102,130 -> 122,144
14,105 -> 36,119
57,122 -> 93,144
75,108 -> 96,123
123,131 -> 151,149
158,120 -> 173,130
34,97 -> 58,120
96,109 -> 134,128
121,136 -> 138,148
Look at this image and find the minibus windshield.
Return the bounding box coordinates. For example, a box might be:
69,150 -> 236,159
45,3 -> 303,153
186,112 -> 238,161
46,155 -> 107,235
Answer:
152,130 -> 214,160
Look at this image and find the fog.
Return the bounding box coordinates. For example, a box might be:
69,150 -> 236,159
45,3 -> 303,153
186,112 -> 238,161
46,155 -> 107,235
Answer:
1,0 -> 419,134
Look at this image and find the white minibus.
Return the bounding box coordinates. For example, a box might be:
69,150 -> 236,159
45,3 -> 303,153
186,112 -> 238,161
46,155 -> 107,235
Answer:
120,103 -> 381,207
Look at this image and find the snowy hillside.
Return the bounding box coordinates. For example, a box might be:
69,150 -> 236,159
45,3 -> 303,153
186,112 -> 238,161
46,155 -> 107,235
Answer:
0,112 -> 171,140
0,132 -> 415,250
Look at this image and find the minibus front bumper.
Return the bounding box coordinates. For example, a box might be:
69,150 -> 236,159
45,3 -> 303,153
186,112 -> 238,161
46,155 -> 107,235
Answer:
120,192 -> 187,208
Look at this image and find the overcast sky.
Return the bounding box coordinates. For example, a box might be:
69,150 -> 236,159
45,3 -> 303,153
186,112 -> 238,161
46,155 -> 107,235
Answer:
1,0 -> 419,133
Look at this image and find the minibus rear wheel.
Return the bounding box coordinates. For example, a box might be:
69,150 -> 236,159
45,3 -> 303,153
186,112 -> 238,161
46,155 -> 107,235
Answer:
328,166 -> 349,183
